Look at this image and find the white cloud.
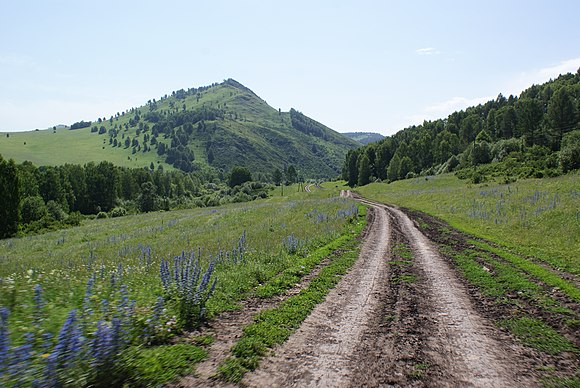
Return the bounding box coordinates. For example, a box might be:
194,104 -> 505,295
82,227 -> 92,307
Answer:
415,47 -> 440,55
506,57 -> 580,95
400,95 -> 493,129
0,98 -> 143,132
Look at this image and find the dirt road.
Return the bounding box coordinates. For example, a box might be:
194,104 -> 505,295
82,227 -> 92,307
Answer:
242,192 -> 537,387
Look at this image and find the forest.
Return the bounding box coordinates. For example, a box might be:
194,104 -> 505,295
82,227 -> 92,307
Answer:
343,72 -> 580,186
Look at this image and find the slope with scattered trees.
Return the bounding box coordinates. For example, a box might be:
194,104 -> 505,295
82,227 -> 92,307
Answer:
0,79 -> 359,180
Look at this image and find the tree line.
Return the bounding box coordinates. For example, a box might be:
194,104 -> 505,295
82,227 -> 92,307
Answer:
0,155 -> 305,238
343,71 -> 580,186
0,158 -> 210,237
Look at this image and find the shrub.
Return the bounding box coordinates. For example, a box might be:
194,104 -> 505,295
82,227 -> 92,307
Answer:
46,200 -> 67,222
96,211 -> 108,219
491,138 -> 523,162
110,207 -> 127,218
20,196 -> 48,224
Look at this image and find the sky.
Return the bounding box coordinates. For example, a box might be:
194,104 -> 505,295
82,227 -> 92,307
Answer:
1,0 -> 579,135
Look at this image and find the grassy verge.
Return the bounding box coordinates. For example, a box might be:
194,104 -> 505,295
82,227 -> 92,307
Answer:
0,191 -> 361,386
356,173 -> 579,276
471,240 -> 580,303
216,208 -> 366,382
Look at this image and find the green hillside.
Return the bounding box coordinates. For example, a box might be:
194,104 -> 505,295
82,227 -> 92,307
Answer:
0,79 -> 358,178
342,132 -> 384,145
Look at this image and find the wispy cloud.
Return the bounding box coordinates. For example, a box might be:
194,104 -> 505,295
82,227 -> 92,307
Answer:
401,95 -> 493,128
415,47 -> 440,56
506,57 -> 580,95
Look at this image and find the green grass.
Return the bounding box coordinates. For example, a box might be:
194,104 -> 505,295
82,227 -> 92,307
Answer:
356,173 -> 580,276
217,210 -> 366,382
120,344 -> 207,386
0,127 -> 169,170
471,240 -> 580,302
500,317 -> 577,355
0,188 -> 361,385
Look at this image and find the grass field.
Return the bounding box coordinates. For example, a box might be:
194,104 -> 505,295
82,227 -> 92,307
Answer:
0,184 -> 362,386
0,127 -> 168,170
355,172 -> 579,275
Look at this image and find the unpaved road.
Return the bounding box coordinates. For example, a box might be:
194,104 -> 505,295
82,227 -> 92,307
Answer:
242,192 -> 538,387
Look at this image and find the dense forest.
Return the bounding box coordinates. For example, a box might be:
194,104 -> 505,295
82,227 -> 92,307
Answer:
0,157 -> 278,239
343,71 -> 580,186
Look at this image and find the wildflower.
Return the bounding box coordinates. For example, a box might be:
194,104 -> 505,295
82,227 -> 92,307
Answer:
0,308 -> 10,376
52,310 -> 82,370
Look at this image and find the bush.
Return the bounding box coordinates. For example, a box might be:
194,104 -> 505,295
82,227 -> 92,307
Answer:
110,207 -> 127,218
96,211 -> 109,219
560,146 -> 580,172
46,200 -> 67,222
65,211 -> 83,226
491,138 -> 524,162
20,196 -> 48,224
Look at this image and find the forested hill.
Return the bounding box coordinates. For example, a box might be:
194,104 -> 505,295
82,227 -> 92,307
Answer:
344,71 -> 580,186
0,79 -> 359,179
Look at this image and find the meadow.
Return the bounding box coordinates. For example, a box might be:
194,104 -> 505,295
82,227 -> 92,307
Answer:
0,185 -> 361,386
356,172 -> 579,275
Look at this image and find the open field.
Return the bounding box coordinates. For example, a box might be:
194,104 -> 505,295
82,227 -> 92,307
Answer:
0,186 -> 362,386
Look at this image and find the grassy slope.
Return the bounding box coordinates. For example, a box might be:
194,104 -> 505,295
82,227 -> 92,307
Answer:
355,173 -> 579,275
0,81 -> 358,177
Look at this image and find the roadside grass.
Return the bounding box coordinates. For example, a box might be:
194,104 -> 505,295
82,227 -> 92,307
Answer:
500,317 -> 578,355
470,240 -> 580,303
0,190 -> 360,386
217,208 -> 366,382
355,172 -> 579,276
119,344 -> 207,386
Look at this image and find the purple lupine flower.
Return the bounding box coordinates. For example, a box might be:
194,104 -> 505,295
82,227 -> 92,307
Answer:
52,310 -> 82,370
0,308 -> 10,377
91,320 -> 112,367
160,260 -> 170,291
43,353 -> 58,387
8,332 -> 33,384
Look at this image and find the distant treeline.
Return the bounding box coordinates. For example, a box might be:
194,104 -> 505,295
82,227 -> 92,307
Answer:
344,72 -> 580,186
0,157 -> 272,238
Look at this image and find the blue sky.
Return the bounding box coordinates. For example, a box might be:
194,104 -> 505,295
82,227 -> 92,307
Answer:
1,0 -> 579,135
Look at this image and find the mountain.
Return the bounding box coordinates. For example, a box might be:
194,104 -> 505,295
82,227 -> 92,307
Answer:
0,79 -> 359,178
342,132 -> 384,145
